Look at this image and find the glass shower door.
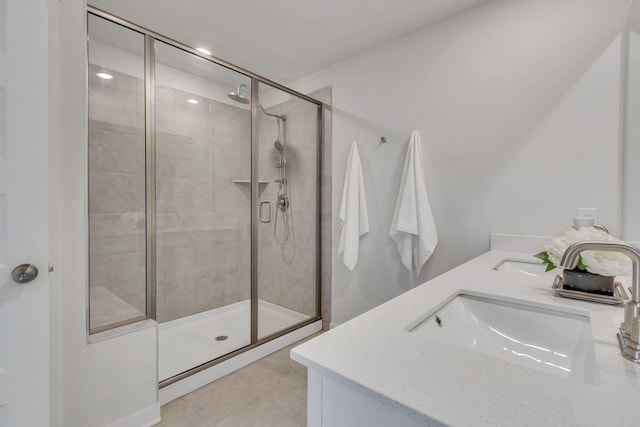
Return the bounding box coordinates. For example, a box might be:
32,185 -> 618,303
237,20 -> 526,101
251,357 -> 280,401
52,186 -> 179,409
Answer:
87,14 -> 147,333
87,8 -> 323,388
154,41 -> 252,381
255,82 -> 320,339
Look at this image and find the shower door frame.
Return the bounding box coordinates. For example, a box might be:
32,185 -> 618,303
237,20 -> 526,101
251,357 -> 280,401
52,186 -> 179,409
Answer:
87,7 -> 324,387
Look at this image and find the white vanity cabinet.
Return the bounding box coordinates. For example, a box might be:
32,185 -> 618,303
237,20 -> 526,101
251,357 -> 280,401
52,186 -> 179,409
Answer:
306,369 -> 440,427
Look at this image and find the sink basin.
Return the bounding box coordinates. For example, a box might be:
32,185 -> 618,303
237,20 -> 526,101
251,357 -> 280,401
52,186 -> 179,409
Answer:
493,258 -> 552,277
406,293 -> 600,384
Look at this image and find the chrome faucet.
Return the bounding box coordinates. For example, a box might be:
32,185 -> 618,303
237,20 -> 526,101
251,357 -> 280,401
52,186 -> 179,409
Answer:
560,241 -> 640,363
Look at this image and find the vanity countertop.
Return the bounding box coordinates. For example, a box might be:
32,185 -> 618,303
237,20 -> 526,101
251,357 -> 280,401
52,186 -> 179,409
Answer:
291,250 -> 640,426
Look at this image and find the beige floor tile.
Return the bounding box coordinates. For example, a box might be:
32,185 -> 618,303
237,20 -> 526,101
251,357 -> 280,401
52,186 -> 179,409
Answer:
157,333 -> 321,426
160,398 -> 214,427
214,395 -> 304,427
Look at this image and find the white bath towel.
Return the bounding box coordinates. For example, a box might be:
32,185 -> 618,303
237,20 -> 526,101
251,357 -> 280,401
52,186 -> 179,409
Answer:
338,141 -> 369,270
389,131 -> 438,274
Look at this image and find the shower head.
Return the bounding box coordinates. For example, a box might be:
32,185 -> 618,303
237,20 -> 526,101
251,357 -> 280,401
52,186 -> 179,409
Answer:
228,83 -> 249,104
274,140 -> 285,152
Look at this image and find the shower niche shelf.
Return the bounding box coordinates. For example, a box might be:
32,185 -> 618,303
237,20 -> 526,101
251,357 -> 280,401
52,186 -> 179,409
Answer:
232,179 -> 270,184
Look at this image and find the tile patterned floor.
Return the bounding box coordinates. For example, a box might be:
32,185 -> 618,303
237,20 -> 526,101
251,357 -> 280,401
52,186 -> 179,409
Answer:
158,334 -> 319,426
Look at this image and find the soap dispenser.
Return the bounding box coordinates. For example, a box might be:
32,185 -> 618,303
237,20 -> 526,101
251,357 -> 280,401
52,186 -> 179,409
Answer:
572,208 -> 609,233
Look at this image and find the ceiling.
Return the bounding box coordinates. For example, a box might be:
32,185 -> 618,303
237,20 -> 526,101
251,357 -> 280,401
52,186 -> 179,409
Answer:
88,0 -> 489,84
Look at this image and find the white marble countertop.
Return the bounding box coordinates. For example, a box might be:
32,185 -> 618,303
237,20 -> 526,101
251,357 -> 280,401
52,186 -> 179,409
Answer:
291,250 -> 640,426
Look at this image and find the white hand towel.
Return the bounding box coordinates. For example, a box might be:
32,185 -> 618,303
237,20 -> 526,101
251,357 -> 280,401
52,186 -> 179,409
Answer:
338,141 -> 369,270
389,131 -> 438,274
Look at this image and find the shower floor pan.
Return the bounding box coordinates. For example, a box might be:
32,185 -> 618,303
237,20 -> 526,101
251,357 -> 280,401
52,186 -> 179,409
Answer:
159,299 -> 310,381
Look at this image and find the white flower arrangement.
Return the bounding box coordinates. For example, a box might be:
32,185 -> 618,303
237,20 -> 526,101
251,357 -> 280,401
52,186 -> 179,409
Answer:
535,227 -> 632,277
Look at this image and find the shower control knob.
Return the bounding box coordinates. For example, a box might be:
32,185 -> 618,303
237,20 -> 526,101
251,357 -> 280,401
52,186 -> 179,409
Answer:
11,264 -> 39,284
277,194 -> 289,211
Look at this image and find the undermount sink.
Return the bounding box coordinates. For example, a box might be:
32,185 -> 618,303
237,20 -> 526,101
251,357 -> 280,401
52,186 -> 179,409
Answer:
493,258 -> 552,277
406,292 -> 600,384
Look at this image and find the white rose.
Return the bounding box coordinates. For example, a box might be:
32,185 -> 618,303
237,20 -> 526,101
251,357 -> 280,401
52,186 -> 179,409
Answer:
580,250 -> 631,276
543,227 -> 632,276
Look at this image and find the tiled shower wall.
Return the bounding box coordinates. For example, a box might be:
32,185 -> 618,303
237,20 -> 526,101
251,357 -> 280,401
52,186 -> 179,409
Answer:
154,82 -> 252,323
89,63 -> 328,327
257,88 -> 329,318
88,64 -> 147,327
88,64 -> 251,325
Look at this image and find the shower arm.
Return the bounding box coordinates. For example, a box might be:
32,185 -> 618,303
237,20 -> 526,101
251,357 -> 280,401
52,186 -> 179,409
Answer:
259,104 -> 286,121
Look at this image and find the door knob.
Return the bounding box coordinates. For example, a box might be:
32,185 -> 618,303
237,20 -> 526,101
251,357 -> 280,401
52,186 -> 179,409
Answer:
11,264 -> 39,284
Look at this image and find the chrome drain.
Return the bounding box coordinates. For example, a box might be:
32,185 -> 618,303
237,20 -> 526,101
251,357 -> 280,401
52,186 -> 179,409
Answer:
215,335 -> 228,341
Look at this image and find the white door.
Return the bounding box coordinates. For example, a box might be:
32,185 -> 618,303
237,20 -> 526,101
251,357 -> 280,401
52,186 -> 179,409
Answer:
0,0 -> 50,426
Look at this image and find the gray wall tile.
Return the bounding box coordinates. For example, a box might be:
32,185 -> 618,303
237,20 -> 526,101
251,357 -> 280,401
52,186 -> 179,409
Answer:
89,127 -> 144,175
89,86 -> 137,128
89,172 -> 145,214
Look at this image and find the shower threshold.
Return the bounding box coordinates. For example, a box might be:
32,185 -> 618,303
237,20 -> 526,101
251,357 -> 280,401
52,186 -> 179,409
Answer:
158,299 -> 310,381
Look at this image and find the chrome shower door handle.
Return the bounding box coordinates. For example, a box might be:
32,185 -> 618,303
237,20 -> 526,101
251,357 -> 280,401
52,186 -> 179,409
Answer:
259,201 -> 272,223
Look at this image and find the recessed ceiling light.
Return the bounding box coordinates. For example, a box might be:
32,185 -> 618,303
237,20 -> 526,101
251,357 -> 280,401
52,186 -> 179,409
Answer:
196,47 -> 212,56
96,72 -> 113,80
187,98 -> 199,104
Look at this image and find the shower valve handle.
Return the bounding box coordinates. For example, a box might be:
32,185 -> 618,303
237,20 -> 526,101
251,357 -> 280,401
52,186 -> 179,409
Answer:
259,201 -> 272,223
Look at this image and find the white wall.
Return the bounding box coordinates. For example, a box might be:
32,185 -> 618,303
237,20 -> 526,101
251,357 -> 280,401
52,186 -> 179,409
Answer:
50,1 -> 159,426
624,0 -> 640,240
289,0 -> 630,325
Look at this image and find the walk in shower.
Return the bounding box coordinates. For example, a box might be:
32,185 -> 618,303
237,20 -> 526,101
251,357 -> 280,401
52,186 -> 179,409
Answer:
86,9 -> 322,385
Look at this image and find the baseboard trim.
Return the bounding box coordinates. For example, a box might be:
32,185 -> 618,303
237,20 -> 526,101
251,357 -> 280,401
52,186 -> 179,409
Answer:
107,403 -> 161,427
